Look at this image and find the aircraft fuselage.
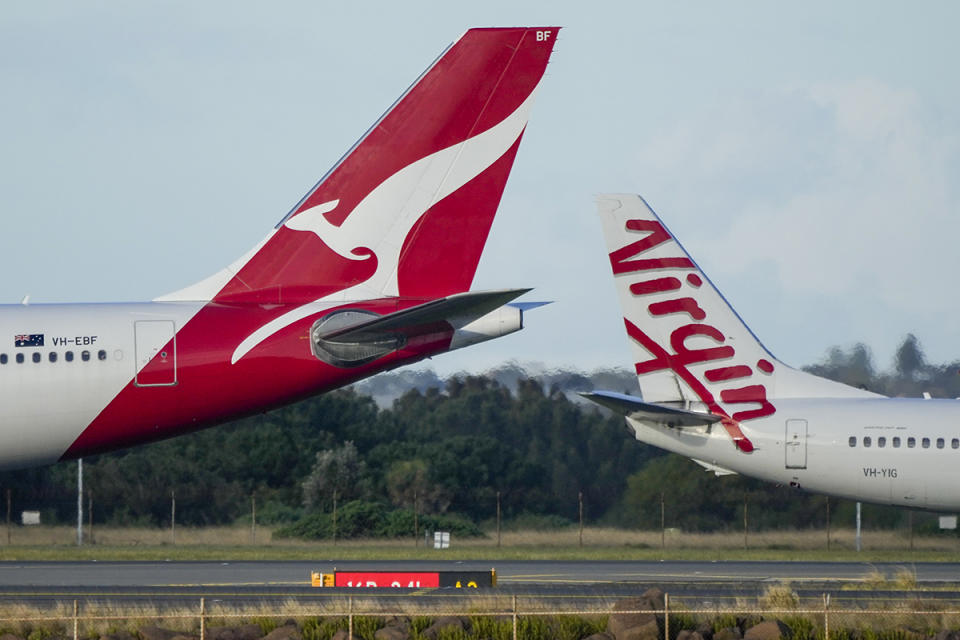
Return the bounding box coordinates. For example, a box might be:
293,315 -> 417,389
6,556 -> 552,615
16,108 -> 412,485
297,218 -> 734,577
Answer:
629,397 -> 960,511
0,300 -> 451,469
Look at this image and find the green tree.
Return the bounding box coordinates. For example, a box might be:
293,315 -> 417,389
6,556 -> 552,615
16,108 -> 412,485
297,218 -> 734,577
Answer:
302,441 -> 371,510
895,333 -> 926,379
804,343 -> 876,391
385,459 -> 451,514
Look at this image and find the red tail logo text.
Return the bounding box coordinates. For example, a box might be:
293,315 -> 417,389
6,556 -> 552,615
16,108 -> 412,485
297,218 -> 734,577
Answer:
611,219 -> 777,452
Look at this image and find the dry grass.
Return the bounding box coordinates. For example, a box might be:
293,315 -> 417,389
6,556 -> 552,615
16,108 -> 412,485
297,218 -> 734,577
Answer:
894,566 -> 920,589
0,600 -> 276,635
849,565 -> 921,590
480,526 -> 960,552
4,594 -> 960,638
759,583 -> 800,609
1,525 -> 958,562
0,595 -> 595,636
3,525 -> 274,546
5,524 -> 957,552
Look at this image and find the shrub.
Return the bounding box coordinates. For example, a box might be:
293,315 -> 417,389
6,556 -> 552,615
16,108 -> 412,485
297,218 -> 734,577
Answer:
301,617 -> 348,640
235,500 -> 303,526
273,501 -> 483,539
503,512 -> 574,531
275,500 -> 386,539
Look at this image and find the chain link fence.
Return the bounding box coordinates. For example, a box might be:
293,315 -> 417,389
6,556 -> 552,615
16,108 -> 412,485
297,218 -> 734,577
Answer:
2,592 -> 959,639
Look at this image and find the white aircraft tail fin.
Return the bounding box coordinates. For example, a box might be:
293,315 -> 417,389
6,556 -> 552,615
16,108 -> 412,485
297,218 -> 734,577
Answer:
596,194 -> 880,451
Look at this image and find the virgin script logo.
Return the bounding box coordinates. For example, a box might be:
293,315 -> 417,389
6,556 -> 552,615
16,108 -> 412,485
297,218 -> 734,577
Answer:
610,218 -> 777,452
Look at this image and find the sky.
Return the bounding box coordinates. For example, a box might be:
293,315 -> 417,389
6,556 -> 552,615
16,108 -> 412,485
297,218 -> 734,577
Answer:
2,2 -> 958,378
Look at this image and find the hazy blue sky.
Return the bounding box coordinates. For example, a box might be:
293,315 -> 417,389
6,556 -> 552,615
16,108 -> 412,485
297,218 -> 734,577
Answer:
2,2 -> 958,377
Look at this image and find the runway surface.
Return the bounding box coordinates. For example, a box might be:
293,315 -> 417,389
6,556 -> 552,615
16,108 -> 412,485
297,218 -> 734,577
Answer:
0,560 -> 958,600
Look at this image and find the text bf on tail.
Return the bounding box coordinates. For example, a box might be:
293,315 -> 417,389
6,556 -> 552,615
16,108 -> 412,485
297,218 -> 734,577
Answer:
0,28 -> 559,470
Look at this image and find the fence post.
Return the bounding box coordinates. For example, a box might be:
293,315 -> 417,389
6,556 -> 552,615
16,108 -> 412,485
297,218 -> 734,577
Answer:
88,491 -> 94,545
855,501 -> 862,551
76,458 -> 83,546
496,491 -> 501,548
578,491 -> 584,548
660,492 -> 666,552
200,597 -> 206,640
743,493 -> 748,550
73,599 -> 78,640
664,592 -> 670,640
909,510 -> 914,551
512,594 -> 518,640
826,497 -> 830,551
348,594 -> 353,640
823,593 -> 830,640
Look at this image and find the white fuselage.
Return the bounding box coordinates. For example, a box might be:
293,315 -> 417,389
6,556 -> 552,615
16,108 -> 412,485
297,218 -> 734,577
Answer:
0,302 -> 202,468
628,397 -> 960,511
0,27 -> 560,472
0,295 -> 522,471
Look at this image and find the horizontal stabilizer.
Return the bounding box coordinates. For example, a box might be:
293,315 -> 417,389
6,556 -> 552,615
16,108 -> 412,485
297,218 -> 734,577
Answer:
581,391 -> 718,428
318,289 -> 530,342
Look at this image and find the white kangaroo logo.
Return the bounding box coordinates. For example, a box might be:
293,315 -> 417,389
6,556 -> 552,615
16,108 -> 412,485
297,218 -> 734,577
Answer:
230,80 -> 543,364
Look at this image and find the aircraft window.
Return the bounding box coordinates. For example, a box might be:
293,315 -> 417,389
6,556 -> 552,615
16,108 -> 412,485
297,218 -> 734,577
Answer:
908,437 -> 916,448
848,436 -> 856,447
953,439 -> 959,450
65,351 -> 74,362
15,353 -> 23,364
31,353 -> 40,363
893,437 -> 901,448
48,352 -> 57,363
863,436 -> 872,447
81,351 -> 90,362
878,437 -> 886,448
98,349 -> 107,361
922,437 -> 931,449
0,354 -> 6,365
937,438 -> 945,449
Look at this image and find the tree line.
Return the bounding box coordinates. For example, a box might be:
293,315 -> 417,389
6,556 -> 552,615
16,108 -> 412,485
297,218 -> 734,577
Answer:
0,376 -> 654,531
0,334 -> 953,536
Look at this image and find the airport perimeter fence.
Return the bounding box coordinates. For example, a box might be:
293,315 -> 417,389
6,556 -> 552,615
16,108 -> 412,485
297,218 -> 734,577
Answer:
3,593 -> 960,640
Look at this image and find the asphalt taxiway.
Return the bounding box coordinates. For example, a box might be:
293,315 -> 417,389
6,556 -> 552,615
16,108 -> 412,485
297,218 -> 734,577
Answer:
2,560 -> 960,587
0,560 -> 958,603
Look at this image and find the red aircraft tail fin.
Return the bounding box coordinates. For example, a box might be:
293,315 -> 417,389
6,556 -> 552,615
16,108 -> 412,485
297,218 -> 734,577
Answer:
160,27 -> 560,305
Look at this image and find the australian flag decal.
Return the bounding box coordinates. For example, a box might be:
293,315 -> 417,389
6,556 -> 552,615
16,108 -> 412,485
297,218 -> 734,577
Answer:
14,334 -> 44,348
